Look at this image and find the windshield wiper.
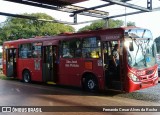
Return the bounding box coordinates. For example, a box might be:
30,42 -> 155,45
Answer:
142,29 -> 146,38
134,38 -> 150,67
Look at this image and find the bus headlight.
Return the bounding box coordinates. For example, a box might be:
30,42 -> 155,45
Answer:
154,70 -> 158,78
128,72 -> 140,82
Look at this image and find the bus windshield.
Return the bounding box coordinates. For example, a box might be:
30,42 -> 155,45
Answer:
125,29 -> 156,69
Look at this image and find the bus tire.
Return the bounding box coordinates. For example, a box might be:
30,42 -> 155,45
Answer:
23,70 -> 31,83
83,75 -> 98,92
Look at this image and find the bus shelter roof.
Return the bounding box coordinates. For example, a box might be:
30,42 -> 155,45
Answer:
1,0 -> 160,24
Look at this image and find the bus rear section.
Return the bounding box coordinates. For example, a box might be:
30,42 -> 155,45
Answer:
2,44 -> 17,78
3,38 -> 59,84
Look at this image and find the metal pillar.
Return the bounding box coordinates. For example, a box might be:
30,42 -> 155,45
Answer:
74,14 -> 77,24
147,0 -> 152,10
104,18 -> 109,29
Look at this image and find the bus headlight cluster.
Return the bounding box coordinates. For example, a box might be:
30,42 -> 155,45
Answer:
154,70 -> 158,78
128,72 -> 140,82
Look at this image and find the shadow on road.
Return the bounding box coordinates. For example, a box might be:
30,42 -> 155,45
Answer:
0,76 -> 123,97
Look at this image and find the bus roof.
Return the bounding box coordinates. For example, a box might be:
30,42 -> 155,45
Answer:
3,27 -> 145,46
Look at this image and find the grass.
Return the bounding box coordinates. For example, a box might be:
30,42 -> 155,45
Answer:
0,74 -> 8,80
0,74 -> 18,80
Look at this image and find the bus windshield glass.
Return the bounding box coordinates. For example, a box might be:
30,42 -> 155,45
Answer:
125,29 -> 156,69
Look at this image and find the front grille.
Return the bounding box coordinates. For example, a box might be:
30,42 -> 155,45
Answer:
141,75 -> 153,80
146,69 -> 154,75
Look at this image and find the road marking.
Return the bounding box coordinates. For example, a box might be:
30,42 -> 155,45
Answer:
15,88 -> 20,92
0,79 -> 82,94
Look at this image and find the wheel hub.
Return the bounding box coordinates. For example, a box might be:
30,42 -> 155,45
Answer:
88,79 -> 95,89
24,73 -> 29,82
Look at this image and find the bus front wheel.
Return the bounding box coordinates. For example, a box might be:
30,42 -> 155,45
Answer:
23,70 -> 31,83
84,76 -> 98,92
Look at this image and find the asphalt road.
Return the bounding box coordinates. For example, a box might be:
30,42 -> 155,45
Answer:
0,78 -> 160,115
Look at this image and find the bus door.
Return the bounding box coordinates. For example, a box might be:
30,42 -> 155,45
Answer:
103,41 -> 123,91
42,45 -> 57,83
6,48 -> 17,77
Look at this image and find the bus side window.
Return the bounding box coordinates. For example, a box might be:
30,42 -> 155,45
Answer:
32,43 -> 42,58
62,41 -> 72,58
82,37 -> 101,58
62,39 -> 81,58
19,44 -> 32,58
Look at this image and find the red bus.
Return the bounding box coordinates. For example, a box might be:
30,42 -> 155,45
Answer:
2,27 -> 159,92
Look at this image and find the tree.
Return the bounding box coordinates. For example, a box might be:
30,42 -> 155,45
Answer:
127,21 -> 136,26
0,13 -> 75,43
78,19 -> 124,32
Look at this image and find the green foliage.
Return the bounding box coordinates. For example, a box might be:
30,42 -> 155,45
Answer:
0,13 -> 75,43
109,19 -> 124,28
78,19 -> 124,32
127,21 -> 136,26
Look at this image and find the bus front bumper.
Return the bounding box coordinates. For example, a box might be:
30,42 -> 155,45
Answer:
128,77 -> 158,92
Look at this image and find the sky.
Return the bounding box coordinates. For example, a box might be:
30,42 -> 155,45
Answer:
0,0 -> 160,38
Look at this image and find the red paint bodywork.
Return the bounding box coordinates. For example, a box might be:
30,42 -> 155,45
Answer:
2,27 -> 158,92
